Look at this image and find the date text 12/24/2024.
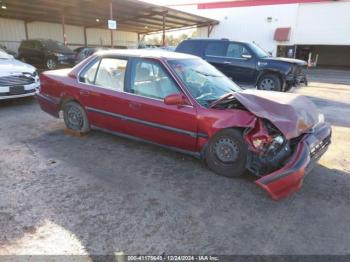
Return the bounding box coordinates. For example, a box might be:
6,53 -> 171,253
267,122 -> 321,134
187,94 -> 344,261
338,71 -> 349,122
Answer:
127,255 -> 220,261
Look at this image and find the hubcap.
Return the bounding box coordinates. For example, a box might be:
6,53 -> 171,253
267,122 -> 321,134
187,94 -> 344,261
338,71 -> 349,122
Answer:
260,78 -> 275,90
67,106 -> 83,130
47,59 -> 56,70
214,138 -> 239,163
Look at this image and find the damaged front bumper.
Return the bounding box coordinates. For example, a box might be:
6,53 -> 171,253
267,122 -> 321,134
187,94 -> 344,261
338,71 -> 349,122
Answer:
255,122 -> 331,200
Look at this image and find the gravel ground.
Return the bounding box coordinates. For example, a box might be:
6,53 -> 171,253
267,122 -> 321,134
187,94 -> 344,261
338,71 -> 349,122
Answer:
0,72 -> 350,258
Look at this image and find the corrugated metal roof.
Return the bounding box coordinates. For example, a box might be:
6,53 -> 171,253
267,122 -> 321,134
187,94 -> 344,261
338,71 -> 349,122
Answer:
0,0 -> 218,33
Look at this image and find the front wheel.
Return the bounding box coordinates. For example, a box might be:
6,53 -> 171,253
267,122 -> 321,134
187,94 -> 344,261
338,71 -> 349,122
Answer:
257,74 -> 282,91
63,101 -> 90,133
46,58 -> 57,70
205,129 -> 247,178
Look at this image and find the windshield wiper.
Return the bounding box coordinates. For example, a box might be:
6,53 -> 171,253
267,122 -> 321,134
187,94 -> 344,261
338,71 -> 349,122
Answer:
209,92 -> 235,108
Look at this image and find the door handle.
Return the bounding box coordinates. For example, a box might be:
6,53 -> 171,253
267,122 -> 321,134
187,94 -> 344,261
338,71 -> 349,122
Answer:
79,90 -> 90,96
223,61 -> 232,64
129,101 -> 141,110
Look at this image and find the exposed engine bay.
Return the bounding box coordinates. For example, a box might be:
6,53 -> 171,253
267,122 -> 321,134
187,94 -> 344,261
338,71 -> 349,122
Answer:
212,97 -> 299,177
244,119 -> 294,177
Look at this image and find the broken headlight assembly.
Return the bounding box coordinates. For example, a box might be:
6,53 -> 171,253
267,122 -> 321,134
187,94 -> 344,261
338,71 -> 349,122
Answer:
246,119 -> 292,176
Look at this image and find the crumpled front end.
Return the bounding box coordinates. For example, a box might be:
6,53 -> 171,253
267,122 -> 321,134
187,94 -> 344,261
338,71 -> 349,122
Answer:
252,121 -> 331,200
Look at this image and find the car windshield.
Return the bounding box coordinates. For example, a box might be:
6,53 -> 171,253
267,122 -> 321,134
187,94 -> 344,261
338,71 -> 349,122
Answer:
0,49 -> 12,59
248,42 -> 270,58
168,58 -> 241,107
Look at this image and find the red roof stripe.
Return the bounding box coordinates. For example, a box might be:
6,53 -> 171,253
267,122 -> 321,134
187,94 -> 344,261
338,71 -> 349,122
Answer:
198,0 -> 331,9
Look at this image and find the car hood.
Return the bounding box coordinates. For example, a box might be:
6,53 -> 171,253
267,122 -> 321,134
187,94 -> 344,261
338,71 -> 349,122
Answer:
262,57 -> 307,66
234,89 -> 319,139
0,58 -> 36,77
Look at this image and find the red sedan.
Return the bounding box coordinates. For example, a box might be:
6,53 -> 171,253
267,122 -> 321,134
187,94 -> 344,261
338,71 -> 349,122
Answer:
36,50 -> 331,200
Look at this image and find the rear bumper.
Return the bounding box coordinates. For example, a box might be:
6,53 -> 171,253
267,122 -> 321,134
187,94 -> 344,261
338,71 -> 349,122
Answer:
36,92 -> 60,118
255,122 -> 331,200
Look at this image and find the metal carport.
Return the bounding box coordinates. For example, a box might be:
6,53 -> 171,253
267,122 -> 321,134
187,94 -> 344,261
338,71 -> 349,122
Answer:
0,0 -> 218,47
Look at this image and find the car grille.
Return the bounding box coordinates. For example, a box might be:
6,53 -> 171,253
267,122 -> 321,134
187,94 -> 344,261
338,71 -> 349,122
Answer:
0,75 -> 35,86
310,134 -> 331,160
295,65 -> 307,76
0,88 -> 36,96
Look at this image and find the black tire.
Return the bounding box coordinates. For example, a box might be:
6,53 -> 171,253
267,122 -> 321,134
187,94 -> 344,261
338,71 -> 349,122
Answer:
205,129 -> 247,178
46,58 -> 57,70
63,101 -> 90,133
258,74 -> 282,91
285,83 -> 293,92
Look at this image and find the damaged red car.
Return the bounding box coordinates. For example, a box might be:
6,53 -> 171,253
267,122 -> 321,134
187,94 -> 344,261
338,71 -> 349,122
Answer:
36,50 -> 331,200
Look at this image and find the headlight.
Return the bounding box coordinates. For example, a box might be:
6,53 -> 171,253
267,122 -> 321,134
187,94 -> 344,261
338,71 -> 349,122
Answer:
54,53 -> 64,57
318,113 -> 325,124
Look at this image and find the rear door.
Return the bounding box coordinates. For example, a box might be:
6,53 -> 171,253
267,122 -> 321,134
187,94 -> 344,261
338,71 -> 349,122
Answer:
121,58 -> 198,152
34,41 -> 46,64
203,41 -> 228,74
21,41 -> 35,63
77,56 -> 131,134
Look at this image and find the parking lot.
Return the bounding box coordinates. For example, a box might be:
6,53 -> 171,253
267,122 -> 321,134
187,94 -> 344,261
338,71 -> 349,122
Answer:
0,69 -> 350,257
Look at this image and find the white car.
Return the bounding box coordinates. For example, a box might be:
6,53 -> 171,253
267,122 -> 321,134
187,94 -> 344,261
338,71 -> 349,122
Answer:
0,49 -> 40,100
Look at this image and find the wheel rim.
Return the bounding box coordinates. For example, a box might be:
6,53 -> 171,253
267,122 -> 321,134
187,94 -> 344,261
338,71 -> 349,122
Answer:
260,78 -> 275,90
214,137 -> 240,163
66,105 -> 83,130
47,59 -> 56,70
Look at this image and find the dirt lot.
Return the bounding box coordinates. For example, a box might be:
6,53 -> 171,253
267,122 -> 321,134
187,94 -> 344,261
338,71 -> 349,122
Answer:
0,69 -> 350,258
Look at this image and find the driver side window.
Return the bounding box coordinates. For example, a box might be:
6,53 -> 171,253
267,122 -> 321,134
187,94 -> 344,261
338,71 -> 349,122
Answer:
226,43 -> 250,59
128,59 -> 180,100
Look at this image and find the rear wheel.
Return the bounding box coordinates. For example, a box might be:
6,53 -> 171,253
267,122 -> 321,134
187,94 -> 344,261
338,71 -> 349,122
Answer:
205,129 -> 247,178
258,74 -> 282,91
63,101 -> 90,133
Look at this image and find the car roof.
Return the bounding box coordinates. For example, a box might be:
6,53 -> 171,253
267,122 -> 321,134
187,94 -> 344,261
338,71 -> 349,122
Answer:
183,38 -> 248,44
95,49 -> 199,60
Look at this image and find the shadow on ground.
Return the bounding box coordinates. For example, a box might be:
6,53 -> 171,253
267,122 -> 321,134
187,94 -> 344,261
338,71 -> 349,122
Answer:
1,123 -> 350,257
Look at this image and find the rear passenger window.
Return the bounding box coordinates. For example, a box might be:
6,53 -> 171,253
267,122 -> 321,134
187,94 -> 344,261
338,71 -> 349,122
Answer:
79,57 -> 127,92
95,58 -> 127,92
205,42 -> 227,57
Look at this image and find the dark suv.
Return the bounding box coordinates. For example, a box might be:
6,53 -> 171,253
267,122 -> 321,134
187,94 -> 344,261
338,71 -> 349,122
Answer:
176,39 -> 308,92
18,39 -> 76,70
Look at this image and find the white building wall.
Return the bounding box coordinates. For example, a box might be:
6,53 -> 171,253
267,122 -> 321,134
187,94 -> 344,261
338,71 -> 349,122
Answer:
177,1 -> 350,55
87,29 -> 138,48
27,22 -> 63,42
178,3 -> 299,55
65,25 -> 85,45
0,18 -> 26,52
0,18 -> 138,53
294,1 -> 350,45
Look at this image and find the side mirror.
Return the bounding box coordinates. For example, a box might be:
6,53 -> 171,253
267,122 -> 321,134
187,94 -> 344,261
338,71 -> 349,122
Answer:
164,93 -> 187,106
242,54 -> 252,59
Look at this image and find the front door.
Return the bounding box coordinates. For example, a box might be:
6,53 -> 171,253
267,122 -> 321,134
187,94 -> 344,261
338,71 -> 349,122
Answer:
121,58 -> 198,152
220,42 -> 257,85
